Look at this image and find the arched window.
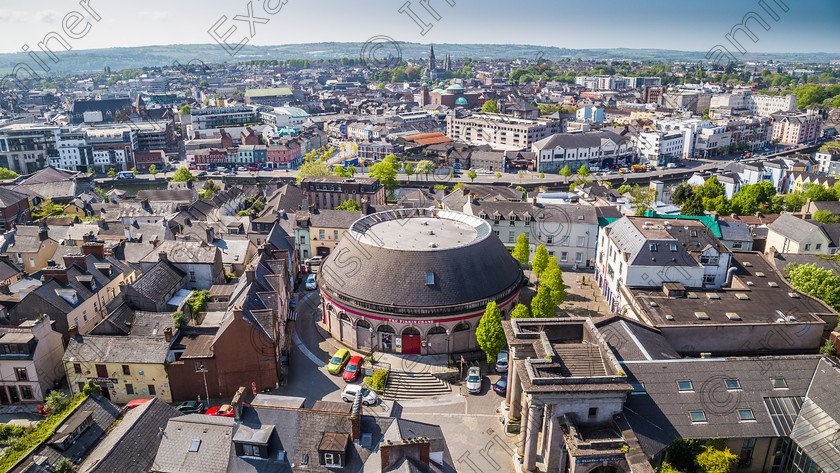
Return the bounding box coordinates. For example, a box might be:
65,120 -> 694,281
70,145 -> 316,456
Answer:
339,312 -> 351,322
453,321 -> 470,332
377,324 -> 395,334
403,327 -> 421,336
427,326 -> 447,336
356,319 -> 371,329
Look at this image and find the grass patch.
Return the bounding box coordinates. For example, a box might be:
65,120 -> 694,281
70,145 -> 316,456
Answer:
0,393 -> 88,471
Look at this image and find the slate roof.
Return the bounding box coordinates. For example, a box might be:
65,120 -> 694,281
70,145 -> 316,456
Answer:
151,415 -> 236,473
139,241 -> 219,264
78,398 -> 181,473
305,209 -> 363,229
718,220 -> 754,242
89,303 -> 134,335
768,214 -> 820,241
130,260 -> 187,301
0,187 -> 28,207
533,130 -> 628,151
130,312 -> 178,337
0,258 -> 24,281
604,217 -> 704,268
135,189 -> 197,203
64,335 -> 170,364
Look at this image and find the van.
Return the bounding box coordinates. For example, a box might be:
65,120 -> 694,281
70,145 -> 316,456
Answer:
666,163 -> 677,169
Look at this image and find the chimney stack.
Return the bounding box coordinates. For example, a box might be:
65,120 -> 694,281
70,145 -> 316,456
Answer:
68,324 -> 79,338
158,251 -> 168,263
82,242 -> 105,259
361,198 -> 369,215
380,438 -> 431,473
164,327 -> 173,342
63,254 -> 87,272
232,386 -> 246,421
350,389 -> 363,441
38,226 -> 49,241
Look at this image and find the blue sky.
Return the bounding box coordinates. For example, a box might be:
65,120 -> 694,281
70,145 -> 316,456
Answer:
0,0 -> 838,54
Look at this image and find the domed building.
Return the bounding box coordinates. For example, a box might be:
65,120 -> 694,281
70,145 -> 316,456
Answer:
318,208 -> 523,355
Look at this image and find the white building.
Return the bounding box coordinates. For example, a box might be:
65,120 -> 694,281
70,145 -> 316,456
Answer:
709,91 -> 797,117
0,317 -> 65,403
446,113 -> 564,151
633,130 -> 685,164
532,131 -> 634,173
655,117 -> 712,159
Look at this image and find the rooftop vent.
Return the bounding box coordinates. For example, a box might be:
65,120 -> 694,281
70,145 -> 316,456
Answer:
788,292 -> 800,298
695,312 -> 710,320
687,292 -> 698,299
726,312 -> 741,320
665,314 -> 675,321
768,281 -> 779,288
756,272 -> 766,277
735,293 -> 750,300
743,262 -> 753,267
707,293 -> 720,300
427,242 -> 437,248
746,281 -> 755,286
650,301 -> 659,307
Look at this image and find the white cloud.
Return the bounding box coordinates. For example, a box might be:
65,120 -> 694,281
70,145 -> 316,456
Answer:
138,10 -> 170,21
33,10 -> 60,23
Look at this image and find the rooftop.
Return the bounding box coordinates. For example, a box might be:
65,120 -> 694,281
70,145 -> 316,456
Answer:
350,208 -> 489,251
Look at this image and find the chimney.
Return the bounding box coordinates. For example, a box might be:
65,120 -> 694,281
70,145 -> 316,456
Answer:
63,254 -> 87,271
380,438 -> 431,473
68,324 -> 79,338
231,386 -> 246,422
164,327 -> 173,342
42,263 -> 69,284
206,228 -> 214,242
233,306 -> 245,320
38,226 -> 49,241
361,198 -> 369,215
245,270 -> 255,284
124,225 -> 131,240
158,251 -> 168,263
0,284 -> 10,295
82,242 -> 105,259
350,389 -> 363,441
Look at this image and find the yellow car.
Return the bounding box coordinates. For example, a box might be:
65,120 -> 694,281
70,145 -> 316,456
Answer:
327,349 -> 351,375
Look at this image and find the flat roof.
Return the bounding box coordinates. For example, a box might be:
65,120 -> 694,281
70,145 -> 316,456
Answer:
351,209 -> 490,251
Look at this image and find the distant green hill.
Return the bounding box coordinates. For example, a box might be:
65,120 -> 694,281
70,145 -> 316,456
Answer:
0,42 -> 835,75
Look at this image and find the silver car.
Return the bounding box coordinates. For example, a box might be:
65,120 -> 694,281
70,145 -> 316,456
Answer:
466,366 -> 482,394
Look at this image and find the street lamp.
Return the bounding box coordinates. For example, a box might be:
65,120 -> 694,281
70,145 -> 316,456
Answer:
197,362 -> 210,408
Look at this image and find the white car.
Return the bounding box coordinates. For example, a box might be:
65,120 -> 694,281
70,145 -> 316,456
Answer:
495,351 -> 508,373
305,274 -> 318,291
341,384 -> 379,406
466,366 -> 482,394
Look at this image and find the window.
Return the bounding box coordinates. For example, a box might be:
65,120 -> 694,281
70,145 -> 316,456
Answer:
725,379 -> 742,390
561,252 -> 568,262
126,384 -> 134,395
15,368 -> 27,381
508,231 -> 515,243
546,235 -> 554,244
95,364 -> 108,378
677,380 -> 694,392
670,243 -> 678,251
577,236 -> 586,247
739,438 -> 756,468
771,377 -> 788,389
195,361 -> 206,372
20,386 -> 33,400
334,230 -> 339,240
630,382 -> 646,393
299,235 -> 305,244
703,274 -> 716,285
561,236 -> 569,246
649,243 -> 658,252
77,382 -> 86,393
319,230 -> 325,240
732,241 -> 743,249
700,255 -> 719,265
122,365 -> 131,376
189,271 -> 196,283
148,384 -> 156,396
576,252 -> 583,263
74,363 -> 82,374
323,452 -> 339,466
689,411 -> 707,423
816,243 -> 822,250
425,272 -> 435,285
588,407 -> 598,418
82,311 -> 88,322
494,216 -> 500,225
189,440 -> 201,452
690,230 -> 698,237
242,443 -> 257,456
509,219 -> 515,226
737,409 -> 756,421
804,244 -> 811,250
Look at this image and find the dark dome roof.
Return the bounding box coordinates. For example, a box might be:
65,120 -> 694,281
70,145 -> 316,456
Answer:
320,209 -> 522,312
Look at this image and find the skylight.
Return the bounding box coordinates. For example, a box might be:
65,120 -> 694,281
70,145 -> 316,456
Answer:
189,440 -> 201,452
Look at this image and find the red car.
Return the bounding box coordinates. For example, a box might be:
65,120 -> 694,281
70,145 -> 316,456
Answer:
126,398 -> 153,409
205,404 -> 235,417
342,356 -> 364,382
248,166 -> 258,171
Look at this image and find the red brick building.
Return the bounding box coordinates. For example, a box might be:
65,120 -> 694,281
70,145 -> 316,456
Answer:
0,188 -> 32,231
187,148 -> 227,170
133,150 -> 167,172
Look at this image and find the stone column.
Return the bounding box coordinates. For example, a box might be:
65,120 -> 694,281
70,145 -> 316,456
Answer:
517,398 -> 530,457
508,364 -> 522,421
523,403 -> 542,472
506,354 -> 519,408
544,413 -> 565,472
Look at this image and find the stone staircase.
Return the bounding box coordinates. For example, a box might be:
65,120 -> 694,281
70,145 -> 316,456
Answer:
383,371 -> 451,400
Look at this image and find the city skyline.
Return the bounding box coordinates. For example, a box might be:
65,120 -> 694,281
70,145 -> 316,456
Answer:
0,0 -> 838,56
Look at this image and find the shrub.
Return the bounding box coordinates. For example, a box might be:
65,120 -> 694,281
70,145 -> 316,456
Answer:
0,424 -> 25,444
45,391 -> 67,415
366,370 -> 388,391
171,311 -> 187,329
187,290 -> 210,315
82,381 -> 101,397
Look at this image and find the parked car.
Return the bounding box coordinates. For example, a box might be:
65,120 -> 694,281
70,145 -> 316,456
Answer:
197,171 -> 207,177
495,351 -> 508,373
306,256 -> 324,266
341,384 -> 379,406
126,398 -> 152,409
175,400 -> 204,414
343,356 -> 364,382
466,366 -> 482,394
492,375 -> 508,395
238,166 -> 247,172
248,166 -> 258,171
328,349 -> 351,375
206,404 -> 235,417
305,274 -> 318,291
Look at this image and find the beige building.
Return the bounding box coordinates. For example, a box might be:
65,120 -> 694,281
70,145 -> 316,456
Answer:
4,227 -> 59,274
766,214 -> 836,255
295,209 -> 363,260
0,317 -> 65,404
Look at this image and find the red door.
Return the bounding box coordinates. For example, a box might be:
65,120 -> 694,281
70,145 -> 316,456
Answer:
402,335 -> 421,355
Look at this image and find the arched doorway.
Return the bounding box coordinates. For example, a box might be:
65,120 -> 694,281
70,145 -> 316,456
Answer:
427,326 -> 448,354
451,321 -> 473,352
356,319 -> 372,350
401,327 -> 421,355
378,324 -> 395,352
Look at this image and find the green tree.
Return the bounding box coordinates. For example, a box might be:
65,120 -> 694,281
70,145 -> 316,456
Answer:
171,311 -> 187,329
814,209 -> 839,224
802,183 -> 837,202
510,304 -> 530,319
820,339 -> 837,356
296,159 -> 332,183
45,391 -> 67,414
666,438 -> 703,473
0,168 -> 19,180
530,284 -> 555,318
512,233 -> 530,266
404,163 -> 414,180
559,165 -> 572,177
539,172 -> 545,179
370,155 -> 400,191
681,193 -> 706,216
784,192 -> 806,212
786,263 -> 840,311
481,99 -> 500,113
336,199 -> 362,211
819,140 -> 840,152
82,380 -> 101,397
476,302 -> 506,363
532,245 -> 549,277
617,184 -> 631,194
149,164 -> 158,177
33,199 -> 64,219
577,165 -> 590,177
541,257 -> 566,305
695,445 -> 737,473
415,159 -> 435,177
178,105 -> 192,115
628,185 -> 657,215
54,458 -> 73,473
671,183 -> 695,206
495,172 -> 502,179
333,166 -> 349,177
346,165 -> 357,178
467,169 -> 477,182
107,168 -> 116,178
696,176 -> 724,201
171,167 -> 197,182
187,290 -> 210,315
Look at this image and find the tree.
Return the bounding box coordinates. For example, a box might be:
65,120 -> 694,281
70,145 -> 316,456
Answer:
671,183 -> 695,206
577,165 -> 590,177
178,105 -> 192,115
784,192 -> 806,212
481,99 -> 499,114
476,302 -> 506,363
559,165 -> 572,178
512,233 -> 530,266
467,169 -> 477,182
510,304 -> 530,319
336,199 -> 362,211
628,185 -> 657,215
346,165 -> 357,177
786,263 -> 840,311
695,445 -> 737,473
33,199 -> 64,219
333,166 -> 349,177
404,163 -> 414,180
820,339 -> 837,356
171,311 -> 187,329
171,167 -> 197,182
819,140 -> 840,152
54,458 -> 73,473
541,257 -> 566,305
532,245 -> 549,277
370,155 -> 399,191
107,168 -> 116,178
696,176 -> 724,201
415,159 -> 435,177
45,391 -> 68,414
814,209 -> 839,224
200,179 -> 220,198
530,284 -> 555,318
666,439 -> 703,472
617,184 -> 631,194
296,159 -> 332,183
495,172 -> 502,179
149,164 -> 158,177
0,167 -> 19,180
681,193 -> 706,216
539,172 -> 545,179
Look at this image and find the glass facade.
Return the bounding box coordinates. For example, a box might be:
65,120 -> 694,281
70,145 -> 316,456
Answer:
775,438 -> 824,473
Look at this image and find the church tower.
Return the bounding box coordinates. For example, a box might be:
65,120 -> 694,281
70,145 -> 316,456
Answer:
429,44 -> 437,72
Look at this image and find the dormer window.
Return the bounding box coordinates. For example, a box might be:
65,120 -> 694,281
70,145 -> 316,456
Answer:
234,425 -> 273,459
